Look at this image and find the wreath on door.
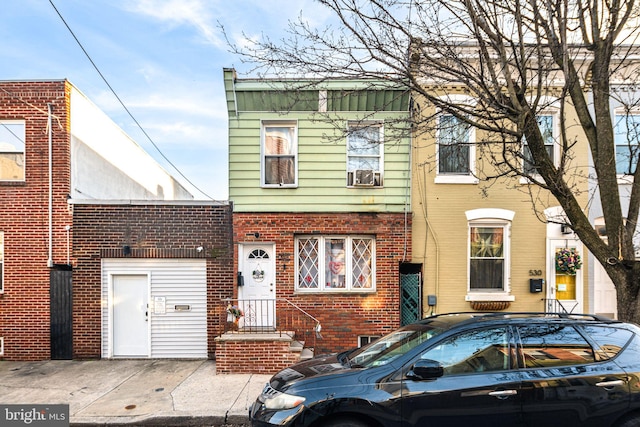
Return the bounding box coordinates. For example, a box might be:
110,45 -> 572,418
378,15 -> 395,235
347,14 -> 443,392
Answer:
555,248 -> 582,275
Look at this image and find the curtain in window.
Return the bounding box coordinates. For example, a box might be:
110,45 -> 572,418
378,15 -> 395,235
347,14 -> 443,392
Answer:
470,227 -> 504,289
438,115 -> 470,174
264,126 -> 295,184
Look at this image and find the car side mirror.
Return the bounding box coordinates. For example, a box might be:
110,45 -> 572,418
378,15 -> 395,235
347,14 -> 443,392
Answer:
408,359 -> 444,381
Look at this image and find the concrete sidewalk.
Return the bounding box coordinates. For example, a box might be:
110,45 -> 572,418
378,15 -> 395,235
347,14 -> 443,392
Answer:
0,359 -> 271,426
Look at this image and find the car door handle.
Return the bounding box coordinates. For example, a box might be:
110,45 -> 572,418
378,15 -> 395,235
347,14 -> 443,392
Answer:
596,380 -> 625,388
488,390 -> 518,398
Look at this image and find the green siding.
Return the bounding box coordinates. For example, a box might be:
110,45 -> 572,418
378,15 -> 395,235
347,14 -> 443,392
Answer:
225,71 -> 411,213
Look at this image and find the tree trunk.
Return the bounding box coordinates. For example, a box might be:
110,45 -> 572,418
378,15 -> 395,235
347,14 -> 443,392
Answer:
613,263 -> 640,324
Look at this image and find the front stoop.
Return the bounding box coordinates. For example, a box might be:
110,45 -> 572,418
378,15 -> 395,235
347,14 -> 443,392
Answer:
215,332 -> 313,374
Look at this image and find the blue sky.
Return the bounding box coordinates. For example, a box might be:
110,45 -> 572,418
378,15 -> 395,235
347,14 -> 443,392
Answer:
0,0 -> 331,200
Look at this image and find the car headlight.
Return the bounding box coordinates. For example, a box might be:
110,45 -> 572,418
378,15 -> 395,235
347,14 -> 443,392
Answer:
261,384 -> 306,410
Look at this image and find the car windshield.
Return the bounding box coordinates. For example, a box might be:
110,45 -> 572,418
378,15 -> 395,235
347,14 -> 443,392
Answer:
347,323 -> 445,368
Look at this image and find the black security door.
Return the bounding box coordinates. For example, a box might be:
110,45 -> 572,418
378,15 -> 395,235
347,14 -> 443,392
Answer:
50,266 -> 72,359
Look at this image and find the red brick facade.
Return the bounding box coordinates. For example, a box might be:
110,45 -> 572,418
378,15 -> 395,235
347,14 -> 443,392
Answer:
215,335 -> 301,374
0,81 -> 72,360
233,212 -> 411,356
72,202 -> 234,358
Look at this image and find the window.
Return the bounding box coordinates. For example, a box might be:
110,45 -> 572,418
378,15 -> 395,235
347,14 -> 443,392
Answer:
358,335 -> 380,347
581,325 -> 633,361
438,114 -> 470,174
435,113 -> 477,184
523,114 -> 556,175
420,327 -> 510,375
466,209 -> 514,298
518,324 -> 595,368
614,113 -> 640,175
296,235 -> 375,292
0,231 -> 3,293
347,123 -> 383,187
0,120 -> 25,181
262,121 -> 297,187
470,225 -> 506,290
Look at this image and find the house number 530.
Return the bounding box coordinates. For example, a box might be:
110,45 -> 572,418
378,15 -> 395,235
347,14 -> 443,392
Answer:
529,270 -> 542,276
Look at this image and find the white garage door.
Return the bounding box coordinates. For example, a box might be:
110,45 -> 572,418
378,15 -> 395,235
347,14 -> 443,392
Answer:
102,259 -> 207,358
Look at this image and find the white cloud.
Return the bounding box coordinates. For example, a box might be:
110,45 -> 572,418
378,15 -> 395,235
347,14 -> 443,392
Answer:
124,0 -> 225,47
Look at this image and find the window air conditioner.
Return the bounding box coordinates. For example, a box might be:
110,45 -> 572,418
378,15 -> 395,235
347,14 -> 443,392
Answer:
349,169 -> 381,187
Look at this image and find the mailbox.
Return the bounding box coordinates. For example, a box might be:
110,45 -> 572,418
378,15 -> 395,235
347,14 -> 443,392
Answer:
529,278 -> 544,293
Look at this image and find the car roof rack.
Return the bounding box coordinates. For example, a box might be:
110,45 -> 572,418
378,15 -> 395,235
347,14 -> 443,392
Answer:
426,312 -> 618,323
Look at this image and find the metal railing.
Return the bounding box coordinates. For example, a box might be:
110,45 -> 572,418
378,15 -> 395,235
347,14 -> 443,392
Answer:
220,298 -> 321,350
543,298 -> 579,314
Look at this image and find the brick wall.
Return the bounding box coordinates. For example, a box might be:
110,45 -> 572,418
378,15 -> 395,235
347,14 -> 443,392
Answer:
0,81 -> 72,360
215,335 -> 300,374
72,202 -> 234,358
233,212 -> 411,356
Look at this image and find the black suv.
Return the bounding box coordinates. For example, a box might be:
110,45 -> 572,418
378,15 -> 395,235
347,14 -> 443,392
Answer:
250,312 -> 640,427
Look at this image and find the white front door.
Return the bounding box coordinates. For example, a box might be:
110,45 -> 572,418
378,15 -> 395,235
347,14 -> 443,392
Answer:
239,244 -> 275,329
112,275 -> 149,357
594,261 -> 618,319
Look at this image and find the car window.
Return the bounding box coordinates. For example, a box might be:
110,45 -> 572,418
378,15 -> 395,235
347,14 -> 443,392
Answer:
420,327 -> 510,375
581,325 -> 633,361
518,324 -> 595,368
349,324 -> 444,368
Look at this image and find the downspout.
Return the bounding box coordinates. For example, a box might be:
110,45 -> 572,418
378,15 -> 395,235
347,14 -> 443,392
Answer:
48,103 -> 53,268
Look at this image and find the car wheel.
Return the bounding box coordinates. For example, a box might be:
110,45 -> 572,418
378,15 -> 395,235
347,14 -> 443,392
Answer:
618,415 -> 640,427
322,416 -> 370,427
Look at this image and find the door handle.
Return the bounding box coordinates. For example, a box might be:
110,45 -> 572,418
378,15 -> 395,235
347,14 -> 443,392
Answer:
489,390 -> 518,399
596,380 -> 624,388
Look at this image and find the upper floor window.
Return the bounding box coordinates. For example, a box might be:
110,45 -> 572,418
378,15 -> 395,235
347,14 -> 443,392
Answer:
296,235 -> 375,292
347,122 -> 383,187
0,120 -> 25,181
523,114 -> 556,175
614,113 -> 640,175
436,113 -> 476,184
262,121 -> 297,187
466,209 -> 515,299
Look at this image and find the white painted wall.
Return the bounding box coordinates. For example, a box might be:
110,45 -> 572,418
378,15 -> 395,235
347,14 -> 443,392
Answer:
69,84 -> 193,200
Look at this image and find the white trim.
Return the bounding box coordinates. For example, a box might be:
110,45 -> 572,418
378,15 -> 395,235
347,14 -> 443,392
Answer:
465,293 -> 515,302
466,210 -> 515,298
435,112 -> 477,181
260,119 -> 299,188
466,208 -> 515,222
295,235 -> 377,293
0,337 -> 4,356
0,119 -> 26,183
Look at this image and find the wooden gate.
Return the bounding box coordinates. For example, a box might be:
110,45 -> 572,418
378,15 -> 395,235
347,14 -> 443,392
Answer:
50,267 -> 72,359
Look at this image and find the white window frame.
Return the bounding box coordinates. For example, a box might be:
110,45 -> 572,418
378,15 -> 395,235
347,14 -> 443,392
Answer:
261,120 -> 298,188
346,121 -> 384,188
465,209 -> 515,302
295,235 -> 376,293
434,104 -> 478,184
614,111 -> 640,179
0,120 -> 26,182
521,111 -> 560,180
